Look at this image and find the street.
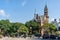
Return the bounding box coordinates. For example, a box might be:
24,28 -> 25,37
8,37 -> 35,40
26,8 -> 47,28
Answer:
0,37 -> 58,40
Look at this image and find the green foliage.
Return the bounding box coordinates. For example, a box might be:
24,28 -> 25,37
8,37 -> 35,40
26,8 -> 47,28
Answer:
43,23 -> 57,35
25,20 -> 40,29
0,19 -> 29,37
25,20 -> 40,34
49,23 -> 56,30
42,23 -> 49,28
0,19 -> 57,37
43,23 -> 56,31
18,25 -> 29,33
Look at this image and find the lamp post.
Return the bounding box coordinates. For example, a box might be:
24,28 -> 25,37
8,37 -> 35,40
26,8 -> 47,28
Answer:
30,27 -> 32,35
30,26 -> 32,38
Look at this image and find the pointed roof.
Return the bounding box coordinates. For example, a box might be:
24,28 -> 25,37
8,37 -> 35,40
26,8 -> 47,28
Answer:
44,5 -> 48,10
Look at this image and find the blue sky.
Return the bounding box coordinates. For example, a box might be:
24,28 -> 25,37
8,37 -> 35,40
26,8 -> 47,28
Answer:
0,0 -> 60,23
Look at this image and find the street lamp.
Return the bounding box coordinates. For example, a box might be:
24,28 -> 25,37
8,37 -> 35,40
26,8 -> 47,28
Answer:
30,27 -> 32,34
29,26 -> 32,38
30,27 -> 32,30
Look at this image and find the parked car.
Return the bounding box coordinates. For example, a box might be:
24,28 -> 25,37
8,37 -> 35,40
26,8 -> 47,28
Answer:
57,35 -> 60,39
43,34 -> 49,39
49,35 -> 56,39
34,34 -> 41,37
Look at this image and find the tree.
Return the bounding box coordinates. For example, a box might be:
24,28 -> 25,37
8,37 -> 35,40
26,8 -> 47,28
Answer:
42,23 -> 49,30
18,25 -> 29,34
0,19 -> 11,37
9,22 -> 24,37
41,23 -> 50,36
42,23 -> 57,35
25,20 -> 40,34
0,19 -> 29,37
49,23 -> 57,35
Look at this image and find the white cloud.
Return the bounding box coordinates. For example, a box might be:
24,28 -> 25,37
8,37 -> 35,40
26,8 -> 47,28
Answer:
0,10 -> 10,17
49,18 -> 54,23
21,1 -> 27,6
49,18 -> 60,23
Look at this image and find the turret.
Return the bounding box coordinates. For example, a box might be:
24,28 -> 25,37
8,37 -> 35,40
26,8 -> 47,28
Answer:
44,5 -> 49,18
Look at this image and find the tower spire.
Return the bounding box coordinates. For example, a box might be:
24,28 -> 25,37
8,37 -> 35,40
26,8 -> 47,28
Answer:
44,5 -> 49,23
44,5 -> 48,16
